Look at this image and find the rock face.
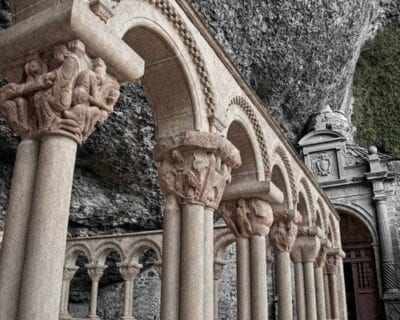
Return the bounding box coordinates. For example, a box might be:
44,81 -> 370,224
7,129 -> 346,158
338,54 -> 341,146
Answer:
0,0 -> 398,235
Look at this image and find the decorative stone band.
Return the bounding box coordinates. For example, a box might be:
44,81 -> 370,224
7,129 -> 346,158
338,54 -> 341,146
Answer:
0,39 -> 120,144
155,131 -> 241,209
219,198 -> 274,238
270,212 -> 298,252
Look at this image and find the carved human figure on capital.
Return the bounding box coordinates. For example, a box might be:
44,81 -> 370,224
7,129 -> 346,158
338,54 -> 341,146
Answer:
219,198 -> 274,238
0,39 -> 120,143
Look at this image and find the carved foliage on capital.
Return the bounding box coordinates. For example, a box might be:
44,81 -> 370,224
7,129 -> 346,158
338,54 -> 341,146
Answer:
219,198 -> 274,238
86,265 -> 107,282
270,214 -> 298,252
118,263 -> 142,282
0,40 -> 120,143
63,266 -> 79,281
159,149 -> 233,209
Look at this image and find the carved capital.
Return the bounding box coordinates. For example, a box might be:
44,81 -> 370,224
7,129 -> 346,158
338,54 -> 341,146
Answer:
157,132 -> 241,209
270,214 -> 298,252
118,263 -> 142,282
63,266 -> 79,281
326,254 -> 339,274
86,265 -> 107,282
219,198 -> 274,238
0,40 -> 120,143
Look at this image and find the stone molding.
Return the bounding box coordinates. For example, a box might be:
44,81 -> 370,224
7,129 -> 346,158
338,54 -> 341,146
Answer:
63,266 -> 79,281
274,144 -> 297,203
270,214 -> 298,252
219,198 -> 274,238
0,40 -> 120,143
156,131 -> 241,209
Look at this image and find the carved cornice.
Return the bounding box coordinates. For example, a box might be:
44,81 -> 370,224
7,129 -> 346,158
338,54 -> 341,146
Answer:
157,132 -> 241,208
270,214 -> 298,252
219,198 -> 274,238
0,40 -> 120,143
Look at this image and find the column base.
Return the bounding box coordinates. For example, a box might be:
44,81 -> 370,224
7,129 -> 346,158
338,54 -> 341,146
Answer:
120,316 -> 135,320
384,291 -> 400,318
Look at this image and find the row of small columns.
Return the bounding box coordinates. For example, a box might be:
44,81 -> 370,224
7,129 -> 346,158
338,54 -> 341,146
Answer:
59,263 -> 147,320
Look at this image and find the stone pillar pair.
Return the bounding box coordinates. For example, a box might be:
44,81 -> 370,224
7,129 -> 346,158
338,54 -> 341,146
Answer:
0,40 -> 124,320
219,197 -> 274,320
269,212 -> 298,320
291,233 -> 321,320
156,131 -> 241,320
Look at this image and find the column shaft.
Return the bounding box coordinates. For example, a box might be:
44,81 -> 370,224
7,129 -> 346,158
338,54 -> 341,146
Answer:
17,136 -> 77,320
329,272 -> 339,320
294,262 -> 306,320
160,195 -> 180,320
213,278 -> 219,320
60,279 -> 69,316
324,271 -> 332,319
376,199 -> 399,292
250,236 -> 268,320
314,267 -> 326,320
179,203 -> 205,320
276,251 -> 293,320
0,139 -> 39,320
122,280 -> 134,318
89,281 -> 100,319
204,207 -> 214,320
304,261 -> 317,320
237,237 -> 251,320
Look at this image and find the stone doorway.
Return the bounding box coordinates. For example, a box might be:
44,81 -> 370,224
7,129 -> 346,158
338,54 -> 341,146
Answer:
340,213 -> 384,320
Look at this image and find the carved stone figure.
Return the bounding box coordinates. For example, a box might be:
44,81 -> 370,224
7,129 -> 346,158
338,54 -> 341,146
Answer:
64,58 -> 120,141
315,153 -> 332,176
0,52 -> 52,137
219,198 -> 274,238
270,215 -> 298,252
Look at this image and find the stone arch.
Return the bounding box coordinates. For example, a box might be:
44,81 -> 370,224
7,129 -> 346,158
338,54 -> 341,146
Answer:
297,191 -> 310,227
273,145 -> 297,205
226,96 -> 270,176
214,229 -> 235,262
109,0 -> 213,138
271,145 -> 296,211
327,214 -> 340,248
316,197 -> 328,234
226,119 -> 264,183
299,177 -> 315,222
65,243 -> 92,267
92,241 -> 125,265
126,239 -> 163,265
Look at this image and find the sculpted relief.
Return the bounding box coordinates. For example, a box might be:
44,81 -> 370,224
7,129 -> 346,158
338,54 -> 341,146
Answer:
0,40 -> 120,143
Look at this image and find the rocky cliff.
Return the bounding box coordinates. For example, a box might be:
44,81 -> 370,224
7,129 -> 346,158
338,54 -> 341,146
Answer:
0,0 -> 398,234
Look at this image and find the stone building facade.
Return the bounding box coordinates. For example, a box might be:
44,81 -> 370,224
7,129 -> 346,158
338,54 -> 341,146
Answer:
299,106 -> 400,319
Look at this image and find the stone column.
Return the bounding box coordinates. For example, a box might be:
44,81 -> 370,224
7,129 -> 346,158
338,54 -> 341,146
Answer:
324,268 -> 332,319
213,260 -> 226,320
59,266 -> 79,320
270,215 -> 298,320
86,265 -> 107,320
314,246 -> 328,320
156,131 -> 241,320
326,253 -> 340,320
236,237 -> 251,320
293,261 -> 306,320
3,40 -> 122,320
118,263 -> 142,320
160,195 -> 180,320
0,138 -> 39,320
375,197 -> 400,293
204,207 -> 215,320
220,198 -> 274,320
292,235 -> 321,320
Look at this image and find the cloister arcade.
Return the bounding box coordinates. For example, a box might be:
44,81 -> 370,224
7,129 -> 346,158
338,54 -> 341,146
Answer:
0,0 -> 345,319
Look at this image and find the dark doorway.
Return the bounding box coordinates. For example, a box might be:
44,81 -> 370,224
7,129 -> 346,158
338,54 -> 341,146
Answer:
340,213 -> 384,320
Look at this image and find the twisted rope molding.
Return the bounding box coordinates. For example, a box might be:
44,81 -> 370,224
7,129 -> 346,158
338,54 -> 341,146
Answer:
274,145 -> 297,204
